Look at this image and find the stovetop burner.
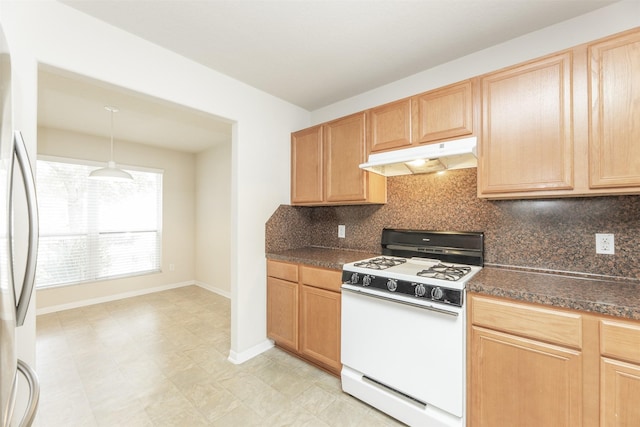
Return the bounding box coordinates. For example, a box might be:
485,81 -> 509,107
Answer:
416,263 -> 472,281
353,256 -> 407,270
341,230 -> 484,308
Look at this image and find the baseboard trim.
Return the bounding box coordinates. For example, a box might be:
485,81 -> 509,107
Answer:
36,281 -> 195,315
228,339 -> 274,364
195,281 -> 231,299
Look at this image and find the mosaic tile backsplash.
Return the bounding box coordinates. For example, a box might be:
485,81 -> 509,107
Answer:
266,168 -> 640,280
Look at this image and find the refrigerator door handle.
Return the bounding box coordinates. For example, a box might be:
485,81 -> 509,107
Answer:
16,359 -> 39,427
12,131 -> 39,327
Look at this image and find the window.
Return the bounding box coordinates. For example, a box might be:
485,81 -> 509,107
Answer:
35,157 -> 163,288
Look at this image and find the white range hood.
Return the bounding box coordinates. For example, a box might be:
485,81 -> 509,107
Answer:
360,136 -> 477,176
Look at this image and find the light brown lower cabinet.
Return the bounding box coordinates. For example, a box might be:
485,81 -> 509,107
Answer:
299,284 -> 341,373
470,326 -> 583,426
266,276 -> 298,352
469,293 -> 640,427
266,259 -> 342,375
266,260 -> 299,352
601,358 -> 640,426
599,319 -> 640,426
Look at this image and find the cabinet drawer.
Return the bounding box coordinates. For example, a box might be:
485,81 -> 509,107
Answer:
300,266 -> 342,293
470,295 -> 583,349
600,319 -> 640,364
267,260 -> 298,282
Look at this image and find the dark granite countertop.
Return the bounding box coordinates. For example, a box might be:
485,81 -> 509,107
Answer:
266,248 -> 640,321
468,266 -> 640,321
266,246 -> 379,271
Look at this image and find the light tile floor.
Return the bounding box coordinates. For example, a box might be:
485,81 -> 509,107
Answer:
33,285 -> 403,426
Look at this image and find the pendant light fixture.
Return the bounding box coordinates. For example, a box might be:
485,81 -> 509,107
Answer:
89,106 -> 133,181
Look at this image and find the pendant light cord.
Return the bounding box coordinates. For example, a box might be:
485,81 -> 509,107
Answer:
110,107 -> 115,162
104,105 -> 119,163
89,105 -> 132,181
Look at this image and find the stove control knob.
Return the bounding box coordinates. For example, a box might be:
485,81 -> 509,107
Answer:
363,275 -> 372,286
431,287 -> 444,300
415,283 -> 426,297
386,279 -> 398,292
350,273 -> 359,284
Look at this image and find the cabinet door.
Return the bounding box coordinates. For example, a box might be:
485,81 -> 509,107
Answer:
324,112 -> 368,203
601,358 -> 640,426
479,52 -> 574,195
369,98 -> 412,153
470,326 -> 583,427
589,30 -> 640,189
291,125 -> 323,204
600,318 -> 640,426
299,285 -> 341,374
266,277 -> 298,351
413,80 -> 474,143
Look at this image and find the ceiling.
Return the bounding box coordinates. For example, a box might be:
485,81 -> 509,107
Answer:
42,0 -> 618,152
38,67 -> 233,153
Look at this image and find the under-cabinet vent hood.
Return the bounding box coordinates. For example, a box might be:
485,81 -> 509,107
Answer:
360,136 -> 477,176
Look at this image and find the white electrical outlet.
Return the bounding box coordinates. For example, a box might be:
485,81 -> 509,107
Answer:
595,233 -> 614,255
338,225 -> 346,239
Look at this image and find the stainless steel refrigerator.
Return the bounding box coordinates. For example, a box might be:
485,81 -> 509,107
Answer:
0,23 -> 39,427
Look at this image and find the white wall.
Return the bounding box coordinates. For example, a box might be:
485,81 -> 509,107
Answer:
36,127 -> 197,310
311,0 -> 640,124
0,0 -> 310,364
195,142 -> 231,297
5,0 -> 637,368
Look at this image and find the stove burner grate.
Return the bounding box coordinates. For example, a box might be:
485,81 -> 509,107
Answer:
416,263 -> 472,281
353,257 -> 407,270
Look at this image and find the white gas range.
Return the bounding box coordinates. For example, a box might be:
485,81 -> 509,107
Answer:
340,229 -> 484,427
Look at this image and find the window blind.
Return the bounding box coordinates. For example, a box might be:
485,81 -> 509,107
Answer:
35,159 -> 163,288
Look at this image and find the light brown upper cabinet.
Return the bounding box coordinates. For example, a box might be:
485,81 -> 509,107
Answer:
589,29 -> 640,190
291,28 -> 640,201
368,98 -> 412,153
324,112 -> 370,203
412,80 -> 475,144
368,80 -> 475,154
478,27 -> 640,199
291,112 -> 386,206
478,51 -> 575,197
291,125 -> 323,204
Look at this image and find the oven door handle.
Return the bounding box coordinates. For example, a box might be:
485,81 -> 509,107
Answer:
341,286 -> 459,317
